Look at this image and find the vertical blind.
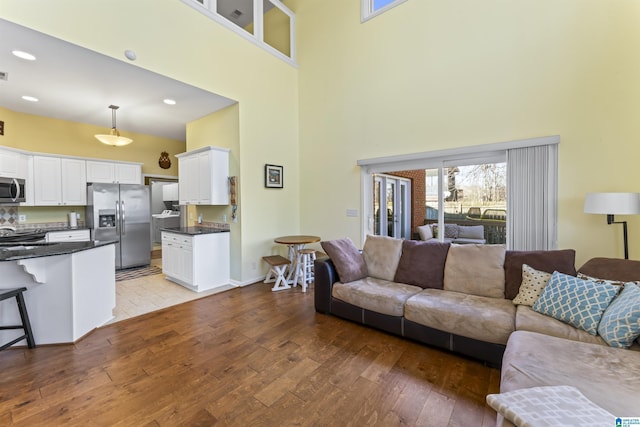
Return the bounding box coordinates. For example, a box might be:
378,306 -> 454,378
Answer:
506,144 -> 558,250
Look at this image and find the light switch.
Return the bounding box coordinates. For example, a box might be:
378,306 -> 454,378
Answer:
346,209 -> 358,217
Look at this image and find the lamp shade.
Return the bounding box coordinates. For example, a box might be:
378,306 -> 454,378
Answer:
584,192 -> 640,215
95,105 -> 133,146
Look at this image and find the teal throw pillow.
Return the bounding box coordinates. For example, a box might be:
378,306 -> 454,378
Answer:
532,271 -> 620,335
597,282 -> 640,348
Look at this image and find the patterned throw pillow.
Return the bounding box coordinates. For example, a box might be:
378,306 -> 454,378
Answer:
577,273 -> 628,287
431,224 -> 459,239
532,271 -> 620,335
512,264 -> 552,306
597,282 -> 640,348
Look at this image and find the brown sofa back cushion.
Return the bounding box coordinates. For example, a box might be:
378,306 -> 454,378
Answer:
394,240 -> 450,289
578,257 -> 640,282
320,238 -> 368,283
504,249 -> 576,300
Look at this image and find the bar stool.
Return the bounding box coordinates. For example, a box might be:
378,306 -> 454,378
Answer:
293,249 -> 316,293
262,255 -> 292,292
0,287 -> 36,350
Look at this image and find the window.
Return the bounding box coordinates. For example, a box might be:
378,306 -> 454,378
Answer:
358,135 -> 559,250
361,0 -> 408,22
425,162 -> 507,245
181,0 -> 296,64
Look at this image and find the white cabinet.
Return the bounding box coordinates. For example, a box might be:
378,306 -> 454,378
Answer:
0,148 -> 28,179
86,161 -> 142,184
33,156 -> 87,206
161,231 -> 230,292
176,146 -> 229,205
46,229 -> 90,242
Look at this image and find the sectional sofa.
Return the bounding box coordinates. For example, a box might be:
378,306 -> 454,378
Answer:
315,235 -> 640,425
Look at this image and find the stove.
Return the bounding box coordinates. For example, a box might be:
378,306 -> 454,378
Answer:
0,227 -> 47,242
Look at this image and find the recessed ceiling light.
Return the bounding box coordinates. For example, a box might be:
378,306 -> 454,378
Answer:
21,95 -> 39,102
163,99 -> 177,105
12,50 -> 36,61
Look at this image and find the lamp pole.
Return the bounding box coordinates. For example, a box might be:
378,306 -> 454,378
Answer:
608,214 -> 629,260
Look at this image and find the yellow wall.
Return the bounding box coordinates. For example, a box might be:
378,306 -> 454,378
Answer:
295,0 -> 640,266
1,0 -> 299,283
0,107 -> 184,177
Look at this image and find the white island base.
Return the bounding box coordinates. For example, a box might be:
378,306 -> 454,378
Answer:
0,243 -> 116,346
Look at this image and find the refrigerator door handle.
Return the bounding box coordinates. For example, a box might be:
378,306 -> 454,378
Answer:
115,201 -> 120,234
121,200 -> 126,235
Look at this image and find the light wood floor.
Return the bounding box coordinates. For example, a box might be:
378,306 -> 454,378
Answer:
0,282 -> 500,426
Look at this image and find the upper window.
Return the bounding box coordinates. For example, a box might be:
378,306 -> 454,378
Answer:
361,0 -> 407,22
182,0 -> 296,65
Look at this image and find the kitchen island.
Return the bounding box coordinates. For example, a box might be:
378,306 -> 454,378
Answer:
0,240 -> 116,347
161,227 -> 230,292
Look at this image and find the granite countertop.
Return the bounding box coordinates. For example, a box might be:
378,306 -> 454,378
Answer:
0,240 -> 116,262
161,226 -> 230,236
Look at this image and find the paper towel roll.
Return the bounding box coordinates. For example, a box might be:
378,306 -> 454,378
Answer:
68,212 -> 77,228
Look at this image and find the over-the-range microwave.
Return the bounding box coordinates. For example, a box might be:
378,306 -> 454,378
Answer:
0,177 -> 26,204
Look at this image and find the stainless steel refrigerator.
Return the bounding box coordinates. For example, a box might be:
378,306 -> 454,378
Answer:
86,183 -> 151,270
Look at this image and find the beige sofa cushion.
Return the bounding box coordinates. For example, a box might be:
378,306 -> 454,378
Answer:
444,244 -> 506,298
515,305 -> 606,346
332,277 -> 422,317
405,289 -> 516,345
501,330 -> 640,416
362,235 -> 403,281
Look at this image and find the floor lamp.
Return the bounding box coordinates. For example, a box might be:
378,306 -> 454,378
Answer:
584,192 -> 640,259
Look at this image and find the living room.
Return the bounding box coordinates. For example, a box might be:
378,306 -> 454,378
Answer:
2,0 -> 640,425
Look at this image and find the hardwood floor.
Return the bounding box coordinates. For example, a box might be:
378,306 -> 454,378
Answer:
0,283 -> 500,426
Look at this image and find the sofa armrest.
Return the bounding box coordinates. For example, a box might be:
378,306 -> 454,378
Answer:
314,255 -> 339,313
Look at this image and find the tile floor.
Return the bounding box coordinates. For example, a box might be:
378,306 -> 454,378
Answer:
109,257 -> 237,324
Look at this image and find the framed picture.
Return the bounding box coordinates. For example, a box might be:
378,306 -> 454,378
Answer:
265,164 -> 283,188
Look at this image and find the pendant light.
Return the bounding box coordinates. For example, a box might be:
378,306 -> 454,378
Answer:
94,105 -> 133,146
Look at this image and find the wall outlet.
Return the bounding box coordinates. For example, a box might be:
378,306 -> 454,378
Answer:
251,261 -> 257,270
19,214 -> 26,222
346,208 -> 359,217
222,214 -> 227,223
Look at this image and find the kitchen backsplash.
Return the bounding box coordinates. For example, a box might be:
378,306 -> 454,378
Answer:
200,221 -> 231,231
16,221 -> 86,231
0,206 -> 18,226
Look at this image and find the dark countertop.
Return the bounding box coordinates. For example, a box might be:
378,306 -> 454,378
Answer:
161,226 -> 230,236
0,240 -> 116,262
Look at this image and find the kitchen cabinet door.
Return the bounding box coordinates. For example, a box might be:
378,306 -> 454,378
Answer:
178,155 -> 199,204
33,156 -> 62,205
61,158 -> 87,205
0,148 -> 27,178
86,161 -> 115,183
115,163 -> 142,184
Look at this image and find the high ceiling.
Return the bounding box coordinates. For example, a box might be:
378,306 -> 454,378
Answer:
0,19 -> 236,142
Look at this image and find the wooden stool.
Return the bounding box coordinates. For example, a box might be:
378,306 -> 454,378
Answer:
293,249 -> 316,293
262,255 -> 291,292
0,287 -> 36,350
